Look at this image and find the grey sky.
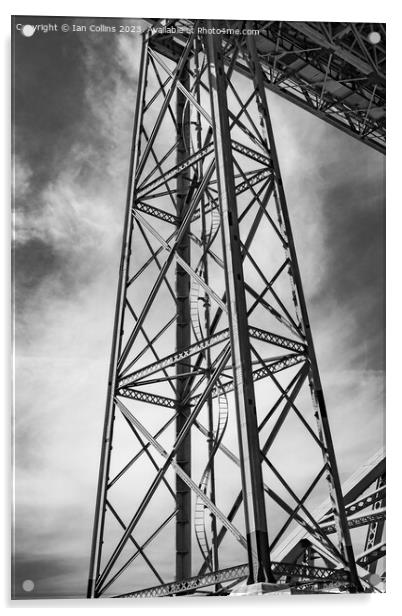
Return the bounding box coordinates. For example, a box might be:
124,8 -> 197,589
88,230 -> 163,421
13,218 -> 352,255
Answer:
12,16 -> 385,599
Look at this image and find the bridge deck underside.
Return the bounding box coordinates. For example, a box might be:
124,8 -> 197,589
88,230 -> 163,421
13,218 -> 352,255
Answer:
146,19 -> 385,153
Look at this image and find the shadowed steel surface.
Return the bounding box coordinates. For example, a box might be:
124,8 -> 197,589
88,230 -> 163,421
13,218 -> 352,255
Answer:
175,55 -> 192,581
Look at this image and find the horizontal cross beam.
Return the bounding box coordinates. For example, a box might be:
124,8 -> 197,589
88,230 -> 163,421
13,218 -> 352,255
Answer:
321,508 -> 386,535
133,202 -> 178,225
118,329 -> 230,388
114,561 -> 349,598
190,354 -> 306,402
118,388 -> 176,408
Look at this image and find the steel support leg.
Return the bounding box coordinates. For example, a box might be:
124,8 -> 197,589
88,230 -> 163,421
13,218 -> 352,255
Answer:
205,26 -> 275,585
245,30 -> 363,593
87,33 -> 149,598
175,60 -> 192,580
194,36 -> 220,576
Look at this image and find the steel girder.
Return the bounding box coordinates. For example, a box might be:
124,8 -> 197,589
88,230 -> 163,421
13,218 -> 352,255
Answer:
114,561 -> 350,598
272,449 -> 386,592
87,20 -> 380,598
363,474 -> 386,576
111,450 -> 386,597
144,19 -> 386,154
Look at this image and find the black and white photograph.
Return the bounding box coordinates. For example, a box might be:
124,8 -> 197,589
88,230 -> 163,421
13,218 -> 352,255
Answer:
11,9 -> 386,604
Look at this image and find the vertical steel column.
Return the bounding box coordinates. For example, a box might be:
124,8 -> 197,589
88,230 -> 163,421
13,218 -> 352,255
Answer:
87,33 -> 149,598
364,474 -> 385,575
205,26 -> 275,585
246,31 -> 363,593
175,58 -> 192,580
194,36 -> 220,575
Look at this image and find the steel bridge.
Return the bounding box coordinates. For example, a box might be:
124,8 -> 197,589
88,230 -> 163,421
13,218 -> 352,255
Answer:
87,19 -> 385,598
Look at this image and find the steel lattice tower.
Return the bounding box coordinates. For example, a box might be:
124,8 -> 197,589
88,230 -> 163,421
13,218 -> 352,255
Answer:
87,20 -> 385,598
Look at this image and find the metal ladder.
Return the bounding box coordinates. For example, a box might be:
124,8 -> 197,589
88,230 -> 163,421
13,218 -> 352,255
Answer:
194,385 -> 228,570
190,200 -> 227,569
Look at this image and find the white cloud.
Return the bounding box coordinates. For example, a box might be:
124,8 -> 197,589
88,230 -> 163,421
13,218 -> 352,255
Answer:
13,30 -> 385,598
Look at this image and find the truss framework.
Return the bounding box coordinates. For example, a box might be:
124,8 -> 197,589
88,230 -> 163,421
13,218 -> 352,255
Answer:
87,20 -> 385,598
146,19 -> 386,153
113,449 -> 386,597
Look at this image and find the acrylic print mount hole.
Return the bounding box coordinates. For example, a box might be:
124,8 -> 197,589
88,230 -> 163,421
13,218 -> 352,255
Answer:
21,25 -> 35,37
22,579 -> 35,593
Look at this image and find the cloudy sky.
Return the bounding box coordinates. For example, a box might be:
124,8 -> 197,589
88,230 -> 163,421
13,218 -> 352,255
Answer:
12,16 -> 385,600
